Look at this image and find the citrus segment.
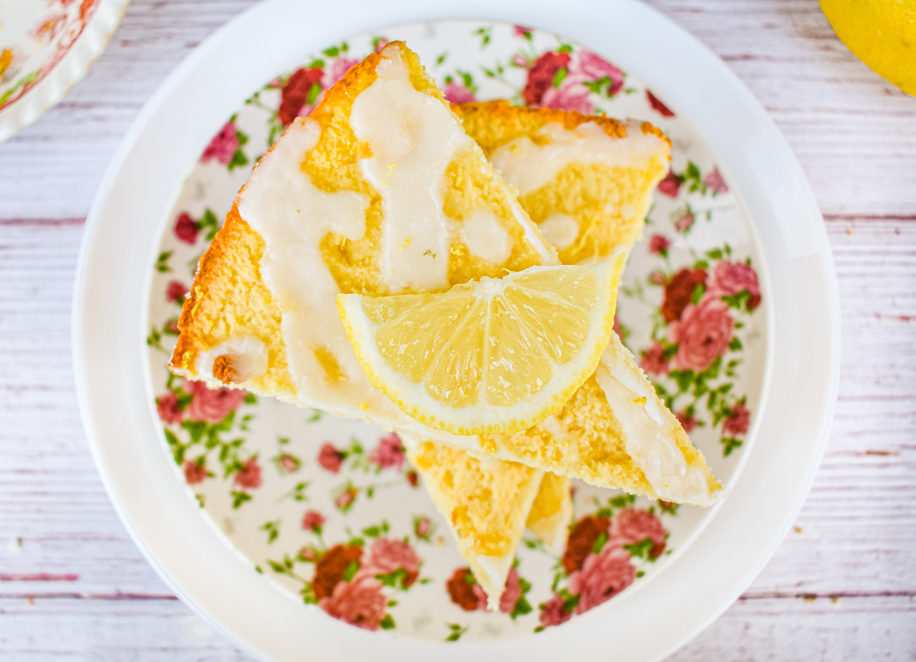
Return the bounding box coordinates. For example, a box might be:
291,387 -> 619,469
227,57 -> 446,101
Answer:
338,256 -> 626,435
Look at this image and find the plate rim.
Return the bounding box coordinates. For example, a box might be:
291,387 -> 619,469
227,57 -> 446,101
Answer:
0,0 -> 132,142
73,0 -> 840,660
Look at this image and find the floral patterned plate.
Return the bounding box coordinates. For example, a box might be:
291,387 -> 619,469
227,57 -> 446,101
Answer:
75,1 -> 838,660
0,0 -> 130,142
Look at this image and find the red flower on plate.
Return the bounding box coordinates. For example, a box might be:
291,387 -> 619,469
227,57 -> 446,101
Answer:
676,410 -> 699,433
669,299 -> 734,371
499,566 -> 523,613
335,486 -> 357,511
708,260 -> 761,310
567,546 -> 636,614
156,391 -> 183,425
443,81 -> 476,104
575,51 -> 624,95
657,170 -> 681,198
313,544 -> 363,600
185,380 -> 246,423
446,567 -> 487,611
661,268 -> 707,323
723,401 -> 751,436
302,510 -> 325,533
675,210 -> 695,232
279,67 -> 323,125
233,458 -> 261,489
166,280 -> 187,303
541,83 -> 593,114
649,234 -> 670,255
318,442 -> 344,473
646,89 -> 675,117
640,342 -> 669,376
319,574 -> 387,631
522,51 -> 571,106
201,121 -> 239,165
278,453 -> 299,473
174,212 -> 198,244
360,538 -> 420,587
704,166 -> 729,194
414,516 -> 432,539
612,508 -> 668,558
539,593 -> 573,627
183,460 -> 207,485
562,514 -> 611,574
368,433 -> 405,470
323,58 -> 358,88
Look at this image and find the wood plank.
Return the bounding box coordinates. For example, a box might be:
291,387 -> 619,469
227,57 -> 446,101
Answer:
673,594 -> 916,661
0,594 -> 912,660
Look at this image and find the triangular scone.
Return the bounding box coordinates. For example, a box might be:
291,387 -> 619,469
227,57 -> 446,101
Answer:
525,471 -> 573,555
407,441 -> 543,611
453,100 -> 670,264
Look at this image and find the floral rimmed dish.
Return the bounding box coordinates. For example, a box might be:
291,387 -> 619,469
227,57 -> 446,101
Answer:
75,1 -> 838,659
146,19 -> 766,642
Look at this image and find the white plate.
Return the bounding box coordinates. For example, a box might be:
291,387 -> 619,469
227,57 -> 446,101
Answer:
0,0 -> 131,142
74,0 -> 839,659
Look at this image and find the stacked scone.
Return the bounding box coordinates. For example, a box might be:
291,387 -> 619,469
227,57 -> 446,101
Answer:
170,42 -> 720,609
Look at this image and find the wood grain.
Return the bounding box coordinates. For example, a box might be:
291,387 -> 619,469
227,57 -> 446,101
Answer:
1,0 -> 914,659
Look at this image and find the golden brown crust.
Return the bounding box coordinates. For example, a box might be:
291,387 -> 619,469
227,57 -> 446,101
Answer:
452,99 -> 672,155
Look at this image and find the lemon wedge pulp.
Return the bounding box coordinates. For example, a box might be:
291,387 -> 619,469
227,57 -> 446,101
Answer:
337,256 -> 626,435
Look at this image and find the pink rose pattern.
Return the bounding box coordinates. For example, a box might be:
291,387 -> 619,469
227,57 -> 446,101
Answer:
368,433 -> 405,470
201,121 -> 239,164
148,26 -> 764,639
319,574 -> 388,630
537,504 -> 668,628
185,380 -> 246,423
443,81 -> 476,104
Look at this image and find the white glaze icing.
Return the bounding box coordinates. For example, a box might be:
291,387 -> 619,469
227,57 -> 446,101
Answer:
350,49 -> 470,292
237,118 -> 377,406
539,212 -> 579,250
593,335 -> 714,505
196,335 -> 268,382
459,210 -> 512,264
489,120 -> 666,196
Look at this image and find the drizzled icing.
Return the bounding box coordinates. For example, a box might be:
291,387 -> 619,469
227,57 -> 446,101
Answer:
196,335 -> 268,382
489,120 -> 667,196
593,336 -> 715,506
539,213 -> 579,251
459,210 -> 512,265
350,49 -> 472,292
237,118 -> 379,407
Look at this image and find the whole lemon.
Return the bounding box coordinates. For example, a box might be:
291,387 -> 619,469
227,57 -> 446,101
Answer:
820,0 -> 916,95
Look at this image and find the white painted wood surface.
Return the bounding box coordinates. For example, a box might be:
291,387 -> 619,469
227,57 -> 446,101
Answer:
1,0 -> 914,659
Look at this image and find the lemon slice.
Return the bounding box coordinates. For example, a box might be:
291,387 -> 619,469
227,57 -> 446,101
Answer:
337,256 -> 626,435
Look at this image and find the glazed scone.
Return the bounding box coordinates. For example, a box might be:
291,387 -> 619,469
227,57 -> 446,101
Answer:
454,100 -> 670,264
407,441 -> 543,610
170,42 -> 719,601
